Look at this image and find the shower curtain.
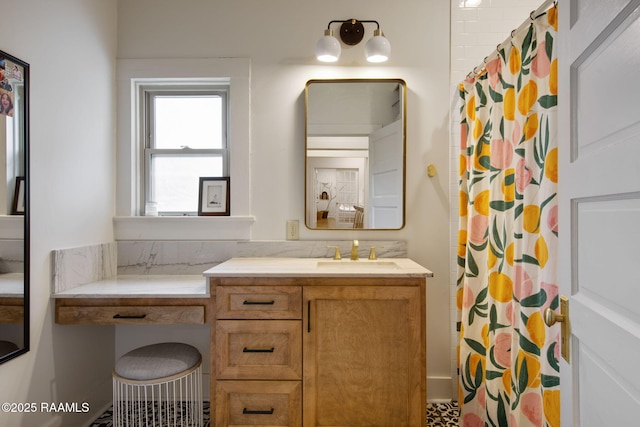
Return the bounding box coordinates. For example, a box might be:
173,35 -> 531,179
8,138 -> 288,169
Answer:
456,6 -> 559,427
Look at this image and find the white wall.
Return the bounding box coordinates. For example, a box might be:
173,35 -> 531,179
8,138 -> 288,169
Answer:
117,0 -> 453,398
0,1 -> 117,426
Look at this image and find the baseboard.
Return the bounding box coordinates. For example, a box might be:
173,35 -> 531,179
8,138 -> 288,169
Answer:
427,375 -> 454,401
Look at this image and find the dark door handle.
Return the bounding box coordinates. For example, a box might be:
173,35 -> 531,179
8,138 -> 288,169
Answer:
243,407 -> 274,415
113,314 -> 147,319
242,347 -> 275,353
243,300 -> 275,305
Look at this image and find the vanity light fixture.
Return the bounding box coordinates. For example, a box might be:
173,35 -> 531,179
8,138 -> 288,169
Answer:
315,19 -> 391,63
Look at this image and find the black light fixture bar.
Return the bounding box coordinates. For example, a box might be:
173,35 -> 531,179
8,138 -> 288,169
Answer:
325,19 -> 381,46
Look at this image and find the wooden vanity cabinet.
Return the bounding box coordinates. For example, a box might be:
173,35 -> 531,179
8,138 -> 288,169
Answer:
211,276 -> 426,427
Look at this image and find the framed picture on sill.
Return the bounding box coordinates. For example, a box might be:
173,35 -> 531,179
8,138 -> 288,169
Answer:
198,177 -> 230,216
12,176 -> 24,215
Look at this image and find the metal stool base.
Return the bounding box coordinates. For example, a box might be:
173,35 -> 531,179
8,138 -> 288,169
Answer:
113,363 -> 203,427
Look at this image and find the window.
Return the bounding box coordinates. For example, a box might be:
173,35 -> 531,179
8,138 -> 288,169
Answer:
116,58 -> 252,240
143,86 -> 229,215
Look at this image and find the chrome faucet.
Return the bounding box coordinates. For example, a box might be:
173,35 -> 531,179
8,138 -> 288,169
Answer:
351,240 -> 359,260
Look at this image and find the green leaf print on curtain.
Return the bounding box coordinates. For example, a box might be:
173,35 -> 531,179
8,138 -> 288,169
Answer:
456,6 -> 560,427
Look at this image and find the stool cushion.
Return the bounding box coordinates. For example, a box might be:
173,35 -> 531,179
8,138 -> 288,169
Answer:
115,342 -> 201,381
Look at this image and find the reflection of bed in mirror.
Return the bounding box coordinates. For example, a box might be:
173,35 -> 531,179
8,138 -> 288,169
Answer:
305,79 -> 406,230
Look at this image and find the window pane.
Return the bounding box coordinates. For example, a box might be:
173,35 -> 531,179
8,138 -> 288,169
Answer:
151,155 -> 223,213
154,96 -> 223,149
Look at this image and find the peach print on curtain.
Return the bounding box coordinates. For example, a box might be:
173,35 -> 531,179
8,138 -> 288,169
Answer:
457,6 -> 559,427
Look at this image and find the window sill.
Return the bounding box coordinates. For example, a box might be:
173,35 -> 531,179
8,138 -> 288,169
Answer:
113,216 -> 255,241
0,215 -> 24,240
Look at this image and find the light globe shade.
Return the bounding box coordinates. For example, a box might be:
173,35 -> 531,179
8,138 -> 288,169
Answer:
316,29 -> 341,62
365,30 -> 390,63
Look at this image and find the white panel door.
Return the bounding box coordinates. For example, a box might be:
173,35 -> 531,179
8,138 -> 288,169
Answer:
368,120 -> 403,228
558,0 -> 640,425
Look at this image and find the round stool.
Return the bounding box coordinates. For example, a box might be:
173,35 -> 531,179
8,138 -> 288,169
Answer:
112,342 -> 203,426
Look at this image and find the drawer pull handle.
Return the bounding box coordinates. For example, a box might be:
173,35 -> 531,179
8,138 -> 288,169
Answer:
243,347 -> 275,353
243,300 -> 275,305
113,314 -> 147,319
243,407 -> 274,415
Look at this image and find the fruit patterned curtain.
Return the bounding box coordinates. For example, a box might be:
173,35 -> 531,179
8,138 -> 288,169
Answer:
456,6 -> 560,427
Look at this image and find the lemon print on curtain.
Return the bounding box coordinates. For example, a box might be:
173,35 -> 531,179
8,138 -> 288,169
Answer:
457,6 -> 559,427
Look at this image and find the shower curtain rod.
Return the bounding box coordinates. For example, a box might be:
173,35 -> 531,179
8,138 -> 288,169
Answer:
466,0 -> 557,79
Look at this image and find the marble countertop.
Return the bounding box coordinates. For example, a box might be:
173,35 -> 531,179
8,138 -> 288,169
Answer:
204,257 -> 433,278
51,275 -> 208,298
51,257 -> 432,299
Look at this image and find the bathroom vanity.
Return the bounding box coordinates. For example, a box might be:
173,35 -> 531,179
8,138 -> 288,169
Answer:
205,257 -> 432,427
52,254 -> 432,426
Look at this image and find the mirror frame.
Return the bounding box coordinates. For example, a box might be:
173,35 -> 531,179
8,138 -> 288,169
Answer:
304,78 -> 406,230
0,49 -> 29,365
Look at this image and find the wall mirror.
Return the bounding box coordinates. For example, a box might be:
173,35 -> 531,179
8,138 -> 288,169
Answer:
305,79 -> 405,230
0,49 -> 29,364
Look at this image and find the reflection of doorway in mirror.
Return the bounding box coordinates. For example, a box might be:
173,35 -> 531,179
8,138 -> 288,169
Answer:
314,168 -> 360,229
336,169 -> 358,226
315,169 -> 336,229
307,155 -> 367,229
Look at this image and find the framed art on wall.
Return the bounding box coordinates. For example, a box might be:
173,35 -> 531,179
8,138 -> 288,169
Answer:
12,176 -> 24,215
198,177 -> 230,216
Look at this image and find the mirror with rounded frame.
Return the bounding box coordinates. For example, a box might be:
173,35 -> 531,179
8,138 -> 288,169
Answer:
305,79 -> 405,230
0,49 -> 29,364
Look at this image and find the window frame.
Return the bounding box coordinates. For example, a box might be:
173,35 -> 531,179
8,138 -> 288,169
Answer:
142,85 -> 230,216
115,58 -> 253,240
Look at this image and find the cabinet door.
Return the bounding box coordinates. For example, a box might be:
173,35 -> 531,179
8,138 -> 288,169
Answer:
303,285 -> 425,427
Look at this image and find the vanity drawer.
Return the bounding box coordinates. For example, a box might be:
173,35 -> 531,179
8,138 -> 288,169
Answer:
216,320 -> 302,380
0,298 -> 24,324
56,305 -> 205,325
215,380 -> 301,427
215,285 -> 302,319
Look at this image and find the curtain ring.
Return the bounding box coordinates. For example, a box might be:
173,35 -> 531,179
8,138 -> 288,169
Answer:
530,10 -> 536,20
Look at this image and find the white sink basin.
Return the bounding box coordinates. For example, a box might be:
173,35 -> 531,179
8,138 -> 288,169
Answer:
316,260 -> 399,269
